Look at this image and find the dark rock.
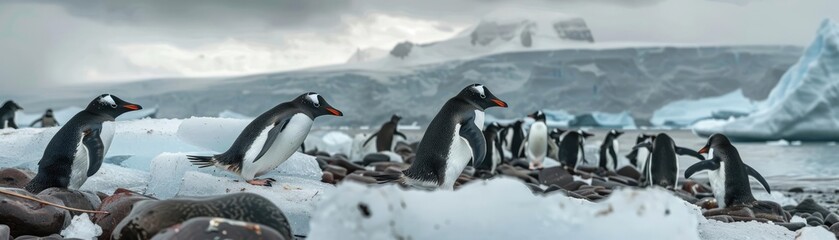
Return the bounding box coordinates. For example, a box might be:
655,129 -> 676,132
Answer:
538,166 -> 571,186
0,224 -> 9,240
321,171 -> 335,184
695,197 -> 718,209
323,165 -> 348,178
585,194 -> 604,201
681,180 -> 712,194
497,165 -> 538,184
544,185 -> 586,199
829,223 -> 839,238
707,215 -> 734,223
796,198 -> 831,216
825,213 -> 839,226
788,187 -> 804,193
326,159 -> 365,174
344,174 -> 377,184
562,181 -> 588,191
777,222 -> 807,231
671,190 -> 699,204
812,212 -> 824,220
37,188 -> 101,216
462,166 -> 476,177
0,187 -> 70,237
806,215 -> 824,226
797,212 -> 812,219
13,234 -> 64,240
782,205 -> 796,212
0,168 -> 33,188
403,155 -> 416,164
332,153 -> 349,160
573,188 -> 597,197
523,183 -> 543,194
752,200 -> 788,222
509,159 -> 530,169
93,188 -> 156,239
315,151 -> 330,157
151,217 -> 288,240
113,193 -> 292,240
695,192 -> 715,199
615,166 -> 641,180
591,179 -> 624,189
369,162 -> 409,172
314,157 -> 329,170
95,191 -> 109,202
362,153 -> 391,166
607,176 -> 638,187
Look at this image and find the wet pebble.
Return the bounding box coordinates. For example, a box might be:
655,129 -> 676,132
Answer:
325,159 -> 365,174
343,174 -> 377,184
0,168 -> 33,189
777,222 -> 807,231
788,187 -> 804,193
796,198 -> 831,216
151,217 -> 288,240
0,187 -> 70,237
824,213 -> 839,226
13,234 -> 64,240
830,223 -> 839,238
615,166 -> 640,180
93,188 -> 157,239
321,171 -> 335,184
323,165 -> 348,178
806,215 -> 824,226
706,215 -> 734,223
362,153 -> 391,166
37,188 -> 101,216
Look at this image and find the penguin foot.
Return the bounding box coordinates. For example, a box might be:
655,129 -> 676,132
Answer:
247,178 -> 276,186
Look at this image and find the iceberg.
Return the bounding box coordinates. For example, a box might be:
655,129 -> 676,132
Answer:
570,111 -> 636,129
651,89 -> 754,127
693,19 -> 839,141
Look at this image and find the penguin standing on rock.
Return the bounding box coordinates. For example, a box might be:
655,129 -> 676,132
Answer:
525,111 -> 548,169
626,134 -> 655,169
363,114 -> 407,152
685,133 -> 771,208
475,122 -> 504,176
371,84 -> 507,190
188,93 -> 343,186
598,130 -> 624,171
508,120 -> 526,159
25,94 -> 142,193
0,100 -> 23,129
556,130 -> 593,171
30,109 -> 61,128
632,133 -> 704,188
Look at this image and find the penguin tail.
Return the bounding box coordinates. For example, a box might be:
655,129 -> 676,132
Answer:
365,171 -> 404,184
187,155 -> 218,168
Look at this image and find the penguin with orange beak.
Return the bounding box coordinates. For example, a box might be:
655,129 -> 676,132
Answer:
685,133 -> 771,208
188,92 -> 343,186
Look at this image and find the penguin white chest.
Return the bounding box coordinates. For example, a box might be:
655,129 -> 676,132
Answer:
69,136 -> 90,189
440,111 -> 485,189
241,114 -> 313,179
526,122 -> 548,162
100,122 -> 116,156
637,147 -> 650,171
709,162 -> 727,208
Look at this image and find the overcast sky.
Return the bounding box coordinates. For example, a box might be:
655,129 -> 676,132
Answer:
1,0 -> 837,93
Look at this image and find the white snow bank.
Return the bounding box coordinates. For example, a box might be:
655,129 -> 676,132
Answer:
178,171 -> 333,236
651,89 -> 754,127
697,220 -> 793,240
304,131 -> 353,156
60,213 -> 102,240
694,19 -> 839,141
14,106 -> 157,128
147,152 -> 322,198
308,178 -> 701,240
795,227 -> 835,239
217,110 -> 252,119
80,163 -> 149,194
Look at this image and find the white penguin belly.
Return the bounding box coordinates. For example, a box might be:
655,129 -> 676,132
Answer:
69,138 -> 90,189
240,114 -> 313,179
526,122 -> 548,162
709,162 -> 727,208
442,124 -> 473,190
637,147 -> 650,172
100,122 -> 116,157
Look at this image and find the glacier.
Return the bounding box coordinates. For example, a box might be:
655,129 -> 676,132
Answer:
651,89 -> 755,127
694,19 -> 839,141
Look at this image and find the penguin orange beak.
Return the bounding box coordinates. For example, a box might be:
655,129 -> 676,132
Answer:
698,146 -> 710,154
491,98 -> 508,108
123,104 -> 142,111
326,107 -> 343,116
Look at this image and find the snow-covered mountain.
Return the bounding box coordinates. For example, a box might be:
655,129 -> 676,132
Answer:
345,47 -> 389,63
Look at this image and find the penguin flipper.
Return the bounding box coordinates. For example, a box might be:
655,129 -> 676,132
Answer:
394,131 -> 407,140
745,164 -> 771,194
254,118 -> 290,163
460,118 -> 486,168
684,160 -> 719,179
362,131 -> 379,147
632,142 -> 652,150
579,141 -> 588,164
82,129 -> 105,177
626,148 -> 639,166
675,146 -> 705,160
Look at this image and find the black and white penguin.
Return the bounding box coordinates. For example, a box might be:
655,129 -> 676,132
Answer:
632,133 -> 704,188
598,129 -> 624,171
373,84 -> 507,190
626,134 -> 654,169
30,109 -> 61,128
362,114 -> 407,152
685,133 -> 771,208
188,93 -> 343,186
525,111 -> 549,169
508,119 -> 526,159
25,94 -> 142,193
0,100 -> 23,129
475,122 -> 504,175
547,128 -> 566,160
556,130 -> 593,171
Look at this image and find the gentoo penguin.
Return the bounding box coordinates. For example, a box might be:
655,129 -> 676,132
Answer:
556,130 -> 593,171
626,134 -> 654,168
25,94 -> 142,193
363,114 -> 407,152
598,130 -> 624,171
547,128 -> 566,160
525,111 -> 549,169
188,93 -> 343,186
475,122 -> 504,175
632,133 -> 704,188
0,100 -> 23,129
508,119 -> 526,159
685,133 -> 771,208
372,84 -> 507,190
30,109 -> 61,128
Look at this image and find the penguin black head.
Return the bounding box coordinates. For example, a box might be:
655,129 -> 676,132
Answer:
698,133 -> 733,156
528,110 -> 546,122
295,92 -> 343,118
608,129 -> 624,138
2,101 -> 23,111
86,94 -> 142,118
579,130 -> 595,139
456,84 -> 508,110
45,109 -> 54,117
390,114 -> 402,123
549,128 -> 566,139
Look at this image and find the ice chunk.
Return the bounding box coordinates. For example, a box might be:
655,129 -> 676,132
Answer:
217,110 -> 252,119
349,133 -> 378,161
795,227 -> 835,240
697,219 -> 793,240
80,163 -> 149,194
0,127 -> 59,170
177,171 -> 334,236
176,117 -> 250,152
308,178 -> 701,240
147,152 -> 322,198
570,111 -> 636,129
60,213 -> 102,240
651,89 -> 754,127
304,131 -> 353,156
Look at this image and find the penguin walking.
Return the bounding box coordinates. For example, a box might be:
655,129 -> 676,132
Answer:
475,122 -> 504,176
598,130 -> 624,171
362,114 -> 407,152
30,109 -> 61,128
632,133 -> 704,188
556,130 -> 593,171
188,93 -> 342,186
525,111 -> 548,169
25,94 -> 142,193
685,133 -> 771,208
0,100 -> 23,129
371,84 -> 507,190
508,120 -> 526,159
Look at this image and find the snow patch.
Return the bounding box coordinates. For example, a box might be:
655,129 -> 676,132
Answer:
60,213 -> 102,240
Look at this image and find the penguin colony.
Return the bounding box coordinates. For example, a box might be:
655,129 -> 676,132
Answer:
1,83 -> 797,239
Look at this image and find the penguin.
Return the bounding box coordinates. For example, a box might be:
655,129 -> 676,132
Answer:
525,111 -> 548,169
188,93 -> 343,186
475,122 -> 504,175
362,114 -> 407,152
632,133 -> 704,188
547,128 -> 566,160
626,134 -> 654,168
0,100 -> 23,129
685,133 -> 771,208
371,84 -> 507,190
598,129 -> 624,171
508,119 -> 526,159
556,130 -> 593,170
30,109 -> 61,128
25,94 -> 142,193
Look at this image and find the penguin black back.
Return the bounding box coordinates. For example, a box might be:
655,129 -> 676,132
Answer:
598,130 -> 623,170
557,131 -> 587,169
686,134 -> 771,207
509,120 -> 526,159
0,100 -> 23,129
364,114 -> 406,152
